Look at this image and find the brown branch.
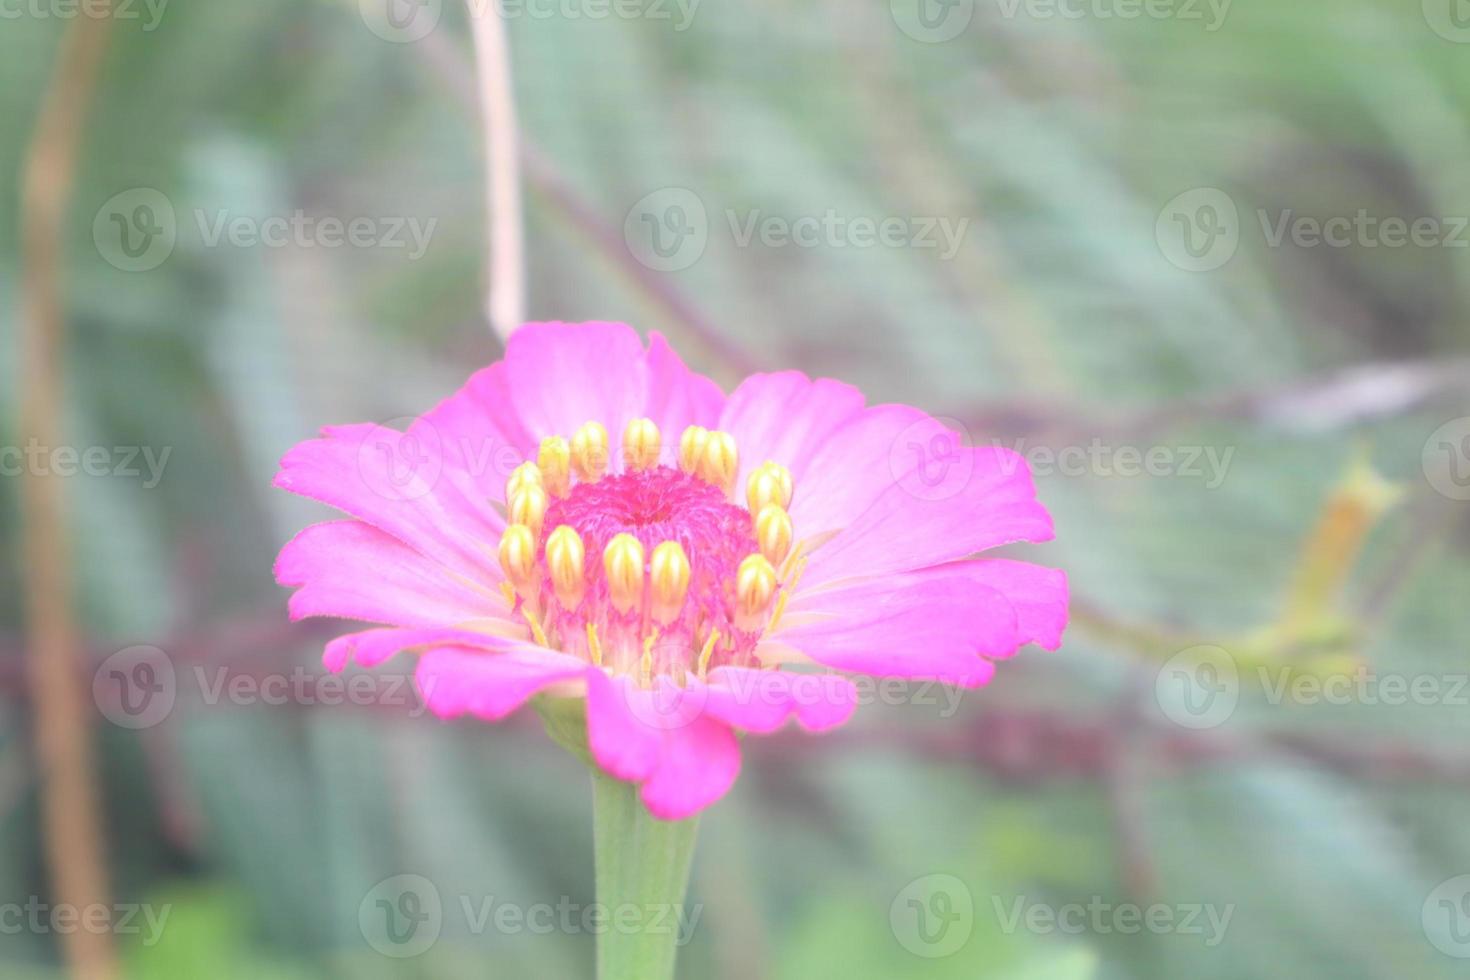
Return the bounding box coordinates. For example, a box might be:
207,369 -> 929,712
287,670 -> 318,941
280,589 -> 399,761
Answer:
415,27 -> 760,381
18,10 -> 121,980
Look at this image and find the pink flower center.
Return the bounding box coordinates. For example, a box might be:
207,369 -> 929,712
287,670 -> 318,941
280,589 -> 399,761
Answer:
495,420 -> 799,684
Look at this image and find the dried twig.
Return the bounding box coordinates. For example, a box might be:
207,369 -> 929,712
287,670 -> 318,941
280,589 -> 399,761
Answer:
18,10 -> 121,980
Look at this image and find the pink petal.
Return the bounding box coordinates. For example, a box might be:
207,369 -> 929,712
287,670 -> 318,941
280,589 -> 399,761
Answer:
585,670 -> 664,782
642,332 -> 725,449
786,403 -> 926,535
323,626 -> 510,672
801,446 -> 1054,586
777,569 -> 1028,685
637,709 -> 742,821
415,360 -> 536,500
961,560 -> 1069,652
584,674 -> 743,819
276,520 -> 497,627
702,668 -> 858,733
718,372 -> 866,497
274,423 -> 502,580
415,645 -> 589,722
504,322 -> 648,450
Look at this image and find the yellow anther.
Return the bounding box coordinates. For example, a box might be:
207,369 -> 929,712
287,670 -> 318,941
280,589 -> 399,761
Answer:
586,623 -> 603,667
507,483 -> 548,537
498,523 -> 538,592
697,629 -> 720,679
746,461 -> 793,513
505,461 -> 542,503
678,425 -> 709,474
736,553 -> 778,619
571,421 -> 610,483
538,435 -> 571,497
696,430 -> 739,493
546,524 -> 586,608
649,540 -> 691,624
603,533 -> 646,615
755,504 -> 794,566
622,417 -> 662,471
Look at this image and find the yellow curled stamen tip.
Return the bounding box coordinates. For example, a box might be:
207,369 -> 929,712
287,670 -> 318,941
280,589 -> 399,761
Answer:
508,483 -> 549,537
571,421 -> 610,483
602,533 -> 646,615
678,425 -> 709,474
622,417 -> 662,472
649,540 -> 691,622
747,461 -> 793,512
497,523 -> 538,589
755,503 -> 794,566
736,553 -> 778,618
697,430 -> 739,492
505,461 -> 542,503
546,524 -> 586,607
537,435 -> 571,497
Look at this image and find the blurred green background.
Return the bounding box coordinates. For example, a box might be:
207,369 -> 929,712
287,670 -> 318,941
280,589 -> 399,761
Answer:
4,0 -> 1470,977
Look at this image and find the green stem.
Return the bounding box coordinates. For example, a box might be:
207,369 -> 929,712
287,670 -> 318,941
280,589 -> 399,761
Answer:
591,770 -> 699,980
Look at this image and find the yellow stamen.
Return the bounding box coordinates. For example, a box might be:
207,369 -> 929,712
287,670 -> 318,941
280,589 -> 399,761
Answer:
677,425 -> 708,474
768,591 -> 791,634
697,629 -> 720,678
507,483 -> 548,537
570,420 -> 610,483
736,553 -> 778,618
500,581 -> 516,607
497,523 -> 538,592
546,524 -> 586,608
767,554 -> 807,633
524,606 -> 549,647
538,435 -> 571,497
505,461 -> 542,503
641,630 -> 658,686
696,430 -> 738,493
649,540 -> 691,624
586,623 -> 603,667
755,504 -> 794,566
746,461 -> 793,513
602,533 -> 646,615
622,417 -> 662,471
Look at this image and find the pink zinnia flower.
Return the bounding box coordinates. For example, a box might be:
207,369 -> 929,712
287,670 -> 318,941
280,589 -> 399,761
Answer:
274,322 -> 1067,819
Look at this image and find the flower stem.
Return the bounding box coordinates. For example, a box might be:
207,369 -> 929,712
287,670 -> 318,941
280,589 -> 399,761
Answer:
591,770 -> 699,980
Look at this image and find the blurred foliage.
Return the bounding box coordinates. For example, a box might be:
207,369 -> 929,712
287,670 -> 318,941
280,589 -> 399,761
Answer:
2,0 -> 1470,977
